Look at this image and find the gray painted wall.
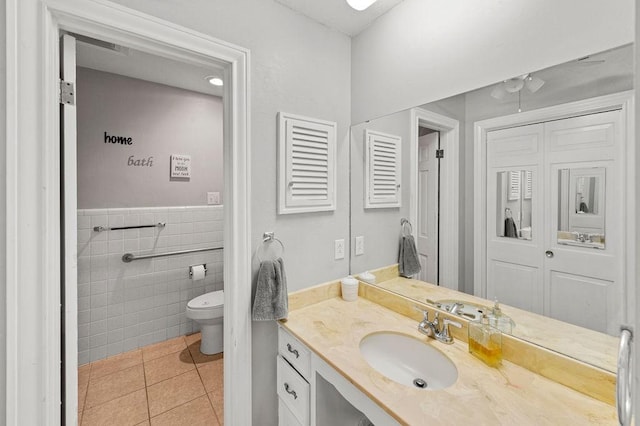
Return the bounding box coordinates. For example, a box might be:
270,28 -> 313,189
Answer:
107,1 -> 353,424
350,110 -> 411,275
77,67 -> 223,209
0,1 -> 6,422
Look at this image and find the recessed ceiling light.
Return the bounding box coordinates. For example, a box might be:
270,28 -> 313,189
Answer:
205,76 -> 223,86
346,0 -> 378,11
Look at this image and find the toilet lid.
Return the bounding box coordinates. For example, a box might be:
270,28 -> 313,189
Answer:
188,290 -> 224,309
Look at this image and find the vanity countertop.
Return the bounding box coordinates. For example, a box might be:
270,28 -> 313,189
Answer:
281,296 -> 616,425
374,276 -> 617,373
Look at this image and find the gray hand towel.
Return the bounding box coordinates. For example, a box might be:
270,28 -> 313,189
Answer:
252,257 -> 288,321
504,217 -> 518,238
399,235 -> 421,278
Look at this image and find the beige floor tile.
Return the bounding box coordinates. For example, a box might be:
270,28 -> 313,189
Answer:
81,388 -> 148,426
184,332 -> 201,347
84,365 -> 145,409
79,364 -> 91,383
90,349 -> 143,381
135,422 -> 150,426
144,349 -> 195,386
150,395 -> 218,426
208,391 -> 224,425
78,364 -> 91,412
187,341 -> 223,365
147,369 -> 205,417
142,337 -> 187,362
196,358 -> 223,393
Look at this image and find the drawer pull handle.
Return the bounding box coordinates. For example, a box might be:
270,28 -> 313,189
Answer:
284,382 -> 298,399
286,343 -> 300,358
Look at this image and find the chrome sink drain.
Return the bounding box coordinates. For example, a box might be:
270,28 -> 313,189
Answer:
413,378 -> 427,389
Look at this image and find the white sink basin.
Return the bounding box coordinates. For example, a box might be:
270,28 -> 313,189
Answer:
359,332 -> 458,390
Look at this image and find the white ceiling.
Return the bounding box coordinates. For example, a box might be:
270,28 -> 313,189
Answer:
76,40 -> 225,97
274,0 -> 405,36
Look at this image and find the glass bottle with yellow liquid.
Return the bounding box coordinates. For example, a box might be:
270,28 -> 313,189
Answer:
468,314 -> 502,367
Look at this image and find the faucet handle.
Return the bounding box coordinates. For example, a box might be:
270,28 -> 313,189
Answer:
413,305 -> 430,321
443,318 -> 462,329
436,318 -> 462,344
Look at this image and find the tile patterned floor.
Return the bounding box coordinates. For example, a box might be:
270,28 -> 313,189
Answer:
78,333 -> 224,426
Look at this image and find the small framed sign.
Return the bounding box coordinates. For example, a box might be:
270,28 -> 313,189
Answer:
170,154 -> 191,178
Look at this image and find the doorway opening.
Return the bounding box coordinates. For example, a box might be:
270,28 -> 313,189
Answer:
416,127 -> 441,285
37,4 -> 252,425
66,32 -> 227,424
410,109 -> 460,291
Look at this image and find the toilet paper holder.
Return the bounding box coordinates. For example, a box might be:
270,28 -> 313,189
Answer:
189,264 -> 208,278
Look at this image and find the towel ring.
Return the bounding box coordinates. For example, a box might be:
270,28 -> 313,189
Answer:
257,232 -> 285,262
401,218 -> 413,236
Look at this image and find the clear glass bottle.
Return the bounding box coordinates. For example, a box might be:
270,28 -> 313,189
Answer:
468,314 -> 502,367
487,299 -> 513,334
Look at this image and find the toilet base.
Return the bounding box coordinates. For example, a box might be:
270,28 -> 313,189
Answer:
199,322 -> 223,355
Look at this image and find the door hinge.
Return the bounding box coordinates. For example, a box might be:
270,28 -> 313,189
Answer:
59,80 -> 75,105
436,149 -> 444,159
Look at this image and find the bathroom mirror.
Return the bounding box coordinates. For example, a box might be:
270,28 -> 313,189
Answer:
496,170 -> 533,240
557,167 -> 606,249
349,43 -> 632,373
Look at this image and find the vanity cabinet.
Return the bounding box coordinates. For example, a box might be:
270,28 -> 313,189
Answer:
277,327 -> 311,426
277,324 -> 399,426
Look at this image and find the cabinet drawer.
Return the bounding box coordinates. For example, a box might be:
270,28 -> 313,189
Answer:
277,355 -> 309,426
278,327 -> 311,379
278,398 -> 303,426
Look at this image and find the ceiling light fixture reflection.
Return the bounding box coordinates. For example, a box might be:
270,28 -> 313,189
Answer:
490,74 -> 544,100
205,76 -> 224,86
346,0 -> 378,11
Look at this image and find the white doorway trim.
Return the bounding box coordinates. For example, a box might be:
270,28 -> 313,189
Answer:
473,91 -> 634,322
5,1 -> 252,424
409,108 -> 460,290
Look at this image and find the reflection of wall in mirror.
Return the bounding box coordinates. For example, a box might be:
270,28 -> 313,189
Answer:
350,110 -> 412,275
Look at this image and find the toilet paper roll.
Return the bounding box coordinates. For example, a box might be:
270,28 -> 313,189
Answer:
190,264 -> 206,281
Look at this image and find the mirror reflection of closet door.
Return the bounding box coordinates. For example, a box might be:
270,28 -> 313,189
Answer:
417,132 -> 439,284
544,111 -> 622,335
486,124 -> 544,313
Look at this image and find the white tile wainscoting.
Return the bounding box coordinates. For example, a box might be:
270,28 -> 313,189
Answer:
77,205 -> 224,365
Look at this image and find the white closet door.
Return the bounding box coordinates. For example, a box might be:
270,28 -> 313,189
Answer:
544,110 -> 623,335
486,124 -> 544,314
417,132 -> 438,284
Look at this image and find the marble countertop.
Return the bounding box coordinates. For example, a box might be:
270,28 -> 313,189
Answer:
374,276 -> 617,373
281,296 -> 616,425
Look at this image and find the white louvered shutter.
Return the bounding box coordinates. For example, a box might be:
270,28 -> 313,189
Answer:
365,130 -> 401,208
508,170 -> 521,200
278,112 -> 337,214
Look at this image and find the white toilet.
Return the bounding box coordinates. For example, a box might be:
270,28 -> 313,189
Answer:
186,290 -> 224,355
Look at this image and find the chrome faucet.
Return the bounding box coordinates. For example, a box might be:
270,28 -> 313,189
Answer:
418,310 -> 462,344
448,302 -> 464,315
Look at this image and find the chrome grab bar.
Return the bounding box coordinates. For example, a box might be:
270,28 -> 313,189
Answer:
122,246 -> 223,263
617,326 -> 633,426
94,222 -> 165,232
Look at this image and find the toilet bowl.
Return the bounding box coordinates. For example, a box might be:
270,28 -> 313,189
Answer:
186,290 -> 224,355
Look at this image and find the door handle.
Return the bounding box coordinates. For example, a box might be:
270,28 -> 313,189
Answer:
545,250 -> 554,258
617,326 -> 633,426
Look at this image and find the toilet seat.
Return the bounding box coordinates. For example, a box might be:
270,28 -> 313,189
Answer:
188,290 -> 224,310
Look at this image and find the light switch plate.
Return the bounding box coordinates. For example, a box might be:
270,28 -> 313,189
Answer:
334,239 -> 345,260
207,192 -> 220,205
355,236 -> 364,256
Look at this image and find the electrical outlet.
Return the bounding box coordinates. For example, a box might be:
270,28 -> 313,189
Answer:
334,239 -> 345,260
355,236 -> 365,256
207,192 -> 220,205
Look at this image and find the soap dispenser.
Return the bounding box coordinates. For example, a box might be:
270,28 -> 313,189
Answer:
488,298 -> 513,334
468,314 -> 502,367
